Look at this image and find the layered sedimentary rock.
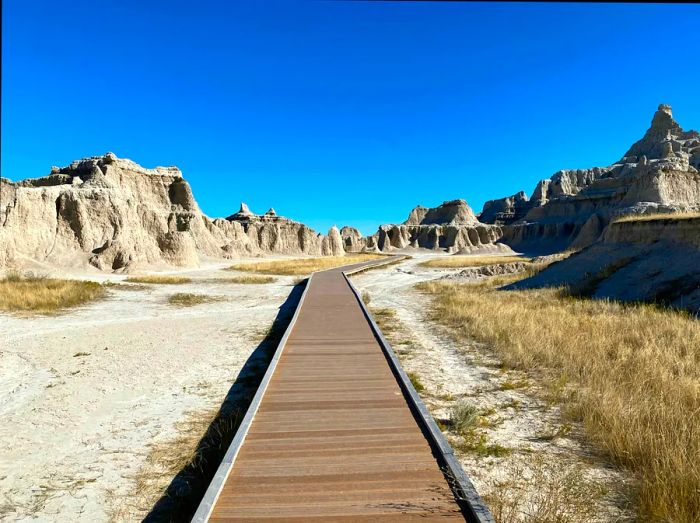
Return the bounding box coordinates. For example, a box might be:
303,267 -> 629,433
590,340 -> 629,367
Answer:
509,216 -> 700,315
479,191 -> 530,224
0,153 -> 344,271
402,199 -> 479,226
482,105 -> 700,252
369,200 -> 510,254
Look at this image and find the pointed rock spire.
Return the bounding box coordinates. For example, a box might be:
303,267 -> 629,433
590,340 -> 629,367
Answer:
623,104 -> 683,160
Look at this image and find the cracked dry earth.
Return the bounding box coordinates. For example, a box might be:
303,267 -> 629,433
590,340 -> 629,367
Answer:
352,255 -> 634,522
0,262 -> 295,522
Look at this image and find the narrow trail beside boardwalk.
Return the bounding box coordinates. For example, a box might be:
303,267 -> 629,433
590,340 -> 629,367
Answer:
194,258 -> 491,522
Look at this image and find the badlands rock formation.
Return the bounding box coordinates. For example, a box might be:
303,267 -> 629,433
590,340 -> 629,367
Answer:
340,226 -> 365,253
370,199 -> 511,254
510,215 -> 700,315
481,104 -> 700,252
0,153 -> 344,271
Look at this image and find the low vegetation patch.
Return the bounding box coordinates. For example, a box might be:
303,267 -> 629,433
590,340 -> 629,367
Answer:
407,371 -> 425,393
449,400 -> 480,433
126,275 -> 191,284
453,431 -> 512,458
168,293 -> 222,307
211,275 -> 276,284
0,273 -> 106,314
613,211 -> 700,223
101,281 -> 150,291
369,306 -> 399,337
361,290 -> 371,305
419,255 -> 529,269
447,400 -> 510,458
484,456 -> 603,523
416,278 -> 700,521
227,254 -> 384,275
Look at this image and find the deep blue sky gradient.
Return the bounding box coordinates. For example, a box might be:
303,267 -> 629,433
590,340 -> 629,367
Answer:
3,1 -> 700,234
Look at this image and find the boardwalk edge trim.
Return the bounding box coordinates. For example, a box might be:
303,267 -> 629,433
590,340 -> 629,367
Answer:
343,262 -> 496,523
191,275 -> 314,523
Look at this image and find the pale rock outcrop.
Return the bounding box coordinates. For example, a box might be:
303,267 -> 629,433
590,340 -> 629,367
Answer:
340,226 -> 365,252
370,200 -> 511,254
487,105 -> 700,253
226,202 -> 333,256
509,216 -> 700,315
0,154 -> 346,270
442,262 -> 530,281
403,199 -> 479,225
321,226 -> 345,256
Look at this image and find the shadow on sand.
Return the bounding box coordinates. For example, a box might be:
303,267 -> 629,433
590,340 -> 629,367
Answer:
143,279 -> 307,523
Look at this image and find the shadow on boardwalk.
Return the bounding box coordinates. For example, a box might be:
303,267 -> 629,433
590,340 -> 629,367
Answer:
143,279 -> 308,523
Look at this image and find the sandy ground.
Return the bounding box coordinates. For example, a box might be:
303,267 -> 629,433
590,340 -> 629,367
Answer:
1,253 -> 634,522
0,260 -> 296,522
352,254 -> 633,521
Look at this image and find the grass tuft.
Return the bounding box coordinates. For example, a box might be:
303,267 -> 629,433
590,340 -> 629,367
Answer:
361,290 -> 371,305
0,273 -> 106,315
449,400 -> 480,433
211,275 -> 276,284
407,372 -> 425,393
168,293 -> 223,307
126,275 -> 191,284
102,281 -> 151,291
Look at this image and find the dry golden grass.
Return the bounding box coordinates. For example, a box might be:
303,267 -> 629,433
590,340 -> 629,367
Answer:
613,211 -> 700,223
211,275 -> 276,284
101,281 -> 151,291
125,275 -> 192,284
168,293 -> 223,307
419,255 -> 529,269
0,273 -> 106,315
227,254 -> 384,275
416,278 -> 700,521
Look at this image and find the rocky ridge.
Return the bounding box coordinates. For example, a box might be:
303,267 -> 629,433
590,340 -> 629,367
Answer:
367,200 -> 511,254
480,104 -> 700,253
0,153 -> 345,271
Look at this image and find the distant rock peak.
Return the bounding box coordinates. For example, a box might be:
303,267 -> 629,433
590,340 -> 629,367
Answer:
403,199 -> 479,226
227,203 -> 300,225
238,202 -> 253,215
623,103 -> 697,161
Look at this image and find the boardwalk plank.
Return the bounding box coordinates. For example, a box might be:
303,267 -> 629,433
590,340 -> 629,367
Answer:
206,263 -> 468,522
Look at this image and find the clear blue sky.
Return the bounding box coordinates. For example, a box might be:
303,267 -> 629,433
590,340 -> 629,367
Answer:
3,1 -> 699,235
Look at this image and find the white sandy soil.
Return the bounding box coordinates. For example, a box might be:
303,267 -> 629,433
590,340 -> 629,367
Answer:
0,260 -> 296,522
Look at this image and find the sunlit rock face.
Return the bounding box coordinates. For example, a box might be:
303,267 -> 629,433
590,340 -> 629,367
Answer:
0,154 -> 343,271
366,199 -> 511,254
483,104 -> 700,253
509,216 -> 700,315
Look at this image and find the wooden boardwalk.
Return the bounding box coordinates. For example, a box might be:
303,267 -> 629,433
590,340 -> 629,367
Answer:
194,260 -> 492,522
